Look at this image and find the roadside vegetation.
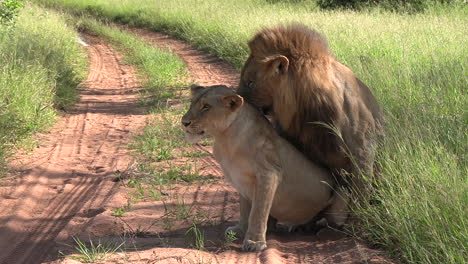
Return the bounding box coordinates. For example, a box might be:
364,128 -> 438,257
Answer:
34,0 -> 467,263
316,0 -> 463,12
0,4 -> 86,174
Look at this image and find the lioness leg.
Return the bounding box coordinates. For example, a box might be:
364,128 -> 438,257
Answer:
244,170 -> 279,252
225,195 -> 250,235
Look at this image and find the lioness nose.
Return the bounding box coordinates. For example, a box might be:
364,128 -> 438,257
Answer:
182,120 -> 191,127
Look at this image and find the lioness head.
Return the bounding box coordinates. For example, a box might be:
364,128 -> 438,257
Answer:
181,85 -> 244,143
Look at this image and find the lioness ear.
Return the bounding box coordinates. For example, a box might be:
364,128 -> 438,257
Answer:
264,55 -> 289,75
190,84 -> 206,95
222,94 -> 244,112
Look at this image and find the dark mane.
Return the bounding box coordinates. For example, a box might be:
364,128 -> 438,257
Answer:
248,23 -> 331,60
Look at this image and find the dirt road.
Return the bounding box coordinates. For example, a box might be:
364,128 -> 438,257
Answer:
0,35 -> 146,263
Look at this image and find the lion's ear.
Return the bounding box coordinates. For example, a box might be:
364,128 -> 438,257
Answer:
190,84 -> 206,95
264,55 -> 289,75
222,94 -> 244,112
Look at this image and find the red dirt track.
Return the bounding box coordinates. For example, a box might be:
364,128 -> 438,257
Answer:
0,30 -> 393,264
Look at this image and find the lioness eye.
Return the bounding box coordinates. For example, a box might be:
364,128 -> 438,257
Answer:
201,104 -> 210,111
248,81 -> 255,89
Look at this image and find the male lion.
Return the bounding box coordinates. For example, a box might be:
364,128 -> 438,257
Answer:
181,85 -> 347,251
238,23 -> 383,192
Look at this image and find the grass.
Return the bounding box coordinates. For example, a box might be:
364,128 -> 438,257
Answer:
185,223 -> 205,250
0,4 -> 86,174
111,207 -> 127,217
34,0 -> 467,263
133,113 -> 187,163
224,230 -> 238,249
68,236 -> 124,263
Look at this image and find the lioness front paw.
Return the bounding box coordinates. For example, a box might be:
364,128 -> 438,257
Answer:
243,239 -> 267,252
225,224 -> 245,235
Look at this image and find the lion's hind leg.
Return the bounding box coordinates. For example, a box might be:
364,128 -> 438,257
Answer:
267,215 -> 278,233
286,189 -> 349,233
281,212 -> 327,234
323,189 -> 349,228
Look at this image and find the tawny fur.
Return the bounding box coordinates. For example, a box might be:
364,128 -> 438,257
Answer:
238,23 -> 383,191
182,85 -> 348,252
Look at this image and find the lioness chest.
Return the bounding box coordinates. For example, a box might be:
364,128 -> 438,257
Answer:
213,143 -> 256,199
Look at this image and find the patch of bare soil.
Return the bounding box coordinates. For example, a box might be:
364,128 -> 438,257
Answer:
0,35 -> 145,264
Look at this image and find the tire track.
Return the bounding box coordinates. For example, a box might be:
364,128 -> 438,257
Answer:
0,35 -> 146,264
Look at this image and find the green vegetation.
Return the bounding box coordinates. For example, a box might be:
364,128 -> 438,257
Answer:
224,230 -> 238,249
185,223 -> 205,250
0,0 -> 24,25
317,0 -> 463,12
34,0 -> 467,263
68,237 -> 124,263
0,4 -> 86,173
111,207 -> 127,217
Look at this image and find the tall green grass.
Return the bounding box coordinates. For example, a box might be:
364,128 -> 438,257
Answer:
316,0 -> 464,12
0,4 -> 86,173
34,0 -> 468,263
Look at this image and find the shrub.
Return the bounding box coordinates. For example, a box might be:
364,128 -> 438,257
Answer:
317,0 -> 462,12
0,0 -> 23,25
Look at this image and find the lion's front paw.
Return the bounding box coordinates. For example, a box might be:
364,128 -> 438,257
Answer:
225,224 -> 245,236
243,239 -> 267,252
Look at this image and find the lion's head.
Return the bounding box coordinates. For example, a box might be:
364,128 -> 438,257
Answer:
238,23 -> 338,133
181,85 -> 244,144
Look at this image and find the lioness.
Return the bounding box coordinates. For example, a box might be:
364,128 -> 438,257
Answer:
182,85 -> 347,252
